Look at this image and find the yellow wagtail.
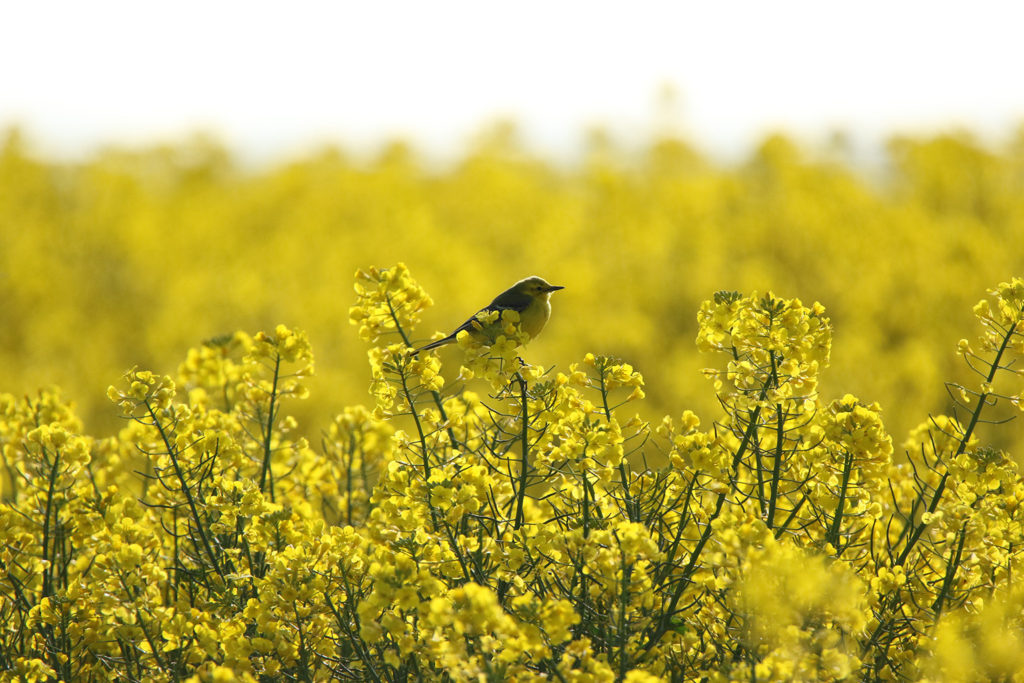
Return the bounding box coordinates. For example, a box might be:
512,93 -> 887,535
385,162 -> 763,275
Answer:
414,276 -> 564,354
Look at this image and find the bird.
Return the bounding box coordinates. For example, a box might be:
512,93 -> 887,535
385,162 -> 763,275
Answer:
414,276 -> 564,354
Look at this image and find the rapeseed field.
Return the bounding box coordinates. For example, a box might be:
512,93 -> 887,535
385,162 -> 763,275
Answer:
2,125 -> 1023,681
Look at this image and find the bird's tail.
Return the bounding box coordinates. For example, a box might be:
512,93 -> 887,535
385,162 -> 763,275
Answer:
413,335 -> 455,355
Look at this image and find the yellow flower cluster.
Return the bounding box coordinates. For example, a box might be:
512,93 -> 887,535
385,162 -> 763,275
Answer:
697,290 -> 831,411
735,532 -> 868,681
3,267 -> 1024,680
6,126 -> 1024,464
349,263 -> 434,344
456,308 -> 533,391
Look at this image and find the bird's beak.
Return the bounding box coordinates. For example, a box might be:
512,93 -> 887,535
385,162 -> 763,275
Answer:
545,285 -> 565,292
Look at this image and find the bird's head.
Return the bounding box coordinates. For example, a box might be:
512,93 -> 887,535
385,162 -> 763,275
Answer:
515,276 -> 565,300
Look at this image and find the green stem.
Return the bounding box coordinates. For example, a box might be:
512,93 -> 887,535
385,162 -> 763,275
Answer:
644,403 -> 764,652
864,318 -> 1020,669
346,432 -> 356,525
825,449 -> 855,550
932,523 -> 968,617
147,400 -> 223,579
896,320 -> 1016,568
765,408 -> 784,528
514,373 -> 529,530
258,352 -> 282,500
386,293 -> 459,456
617,539 -> 633,682
599,365 -> 638,523
40,445 -> 60,598
399,359 -> 432,479
955,320 -> 1017,459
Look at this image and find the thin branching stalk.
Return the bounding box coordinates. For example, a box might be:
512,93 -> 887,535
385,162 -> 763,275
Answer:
765,408 -> 784,529
931,523 -> 968,617
258,352 -> 282,499
514,372 -> 529,530
40,445 -> 59,599
825,449 -> 855,550
145,400 -> 223,580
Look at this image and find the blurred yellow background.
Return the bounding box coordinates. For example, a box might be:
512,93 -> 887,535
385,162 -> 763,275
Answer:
2,123 -> 1023,454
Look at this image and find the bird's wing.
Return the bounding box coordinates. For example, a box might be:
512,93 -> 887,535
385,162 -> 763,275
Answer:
415,293 -> 533,353
488,289 -> 534,312
449,298 -> 528,336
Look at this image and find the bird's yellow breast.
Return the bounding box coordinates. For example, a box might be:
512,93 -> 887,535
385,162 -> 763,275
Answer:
521,295 -> 552,339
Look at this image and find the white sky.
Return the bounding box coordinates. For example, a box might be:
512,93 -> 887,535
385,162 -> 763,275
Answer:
2,1 -> 1024,163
